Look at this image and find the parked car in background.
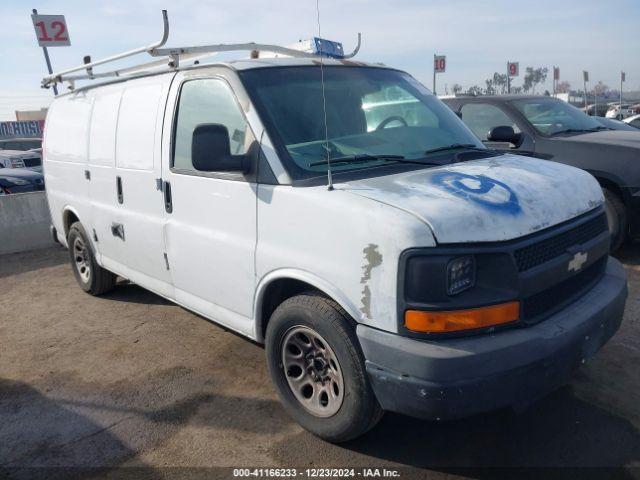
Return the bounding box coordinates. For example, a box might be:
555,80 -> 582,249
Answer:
0,149 -> 43,172
442,95 -> 640,249
583,104 -> 609,117
606,104 -> 634,120
0,165 -> 44,194
623,114 -> 640,129
0,137 -> 42,151
595,116 -> 638,131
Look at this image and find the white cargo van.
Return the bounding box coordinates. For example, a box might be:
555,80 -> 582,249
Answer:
43,37 -> 627,442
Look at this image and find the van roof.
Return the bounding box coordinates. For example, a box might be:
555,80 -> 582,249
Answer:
225,57 -> 384,70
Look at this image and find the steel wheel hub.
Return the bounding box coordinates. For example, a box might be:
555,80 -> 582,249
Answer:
73,236 -> 91,283
282,326 -> 344,417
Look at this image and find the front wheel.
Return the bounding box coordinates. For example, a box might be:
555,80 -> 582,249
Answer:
265,293 -> 383,442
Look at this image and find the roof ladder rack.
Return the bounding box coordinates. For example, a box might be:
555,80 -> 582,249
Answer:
41,10 -> 361,90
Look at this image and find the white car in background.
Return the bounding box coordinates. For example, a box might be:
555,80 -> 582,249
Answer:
623,114 -> 640,129
606,104 -> 635,120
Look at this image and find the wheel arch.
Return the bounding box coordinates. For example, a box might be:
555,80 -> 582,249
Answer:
589,171 -> 629,207
61,206 -> 82,245
253,269 -> 360,343
593,172 -> 626,203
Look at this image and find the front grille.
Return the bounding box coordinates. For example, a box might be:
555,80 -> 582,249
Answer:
522,257 -> 607,321
22,157 -> 41,167
514,213 -> 607,272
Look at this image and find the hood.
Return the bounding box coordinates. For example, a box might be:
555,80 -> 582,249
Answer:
554,130 -> 640,148
340,155 -> 603,243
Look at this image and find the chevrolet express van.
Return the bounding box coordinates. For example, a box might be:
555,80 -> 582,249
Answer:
44,58 -> 627,442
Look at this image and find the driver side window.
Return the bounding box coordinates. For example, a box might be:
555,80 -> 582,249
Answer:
173,78 -> 254,171
460,103 -> 520,141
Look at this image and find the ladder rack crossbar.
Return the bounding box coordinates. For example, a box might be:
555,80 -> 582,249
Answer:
149,33 -> 361,61
59,52 -> 217,84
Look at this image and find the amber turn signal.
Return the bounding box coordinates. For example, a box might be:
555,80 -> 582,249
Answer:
405,301 -> 520,333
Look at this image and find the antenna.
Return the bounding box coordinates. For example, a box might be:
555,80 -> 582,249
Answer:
316,0 -> 333,191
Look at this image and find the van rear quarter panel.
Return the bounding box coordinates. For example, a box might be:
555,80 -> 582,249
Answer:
44,91 -> 94,242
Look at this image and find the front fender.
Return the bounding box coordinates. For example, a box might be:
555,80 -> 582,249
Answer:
253,268 -> 361,342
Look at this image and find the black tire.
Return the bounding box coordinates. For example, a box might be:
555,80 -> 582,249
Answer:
265,293 -> 383,442
67,222 -> 117,295
603,188 -> 627,251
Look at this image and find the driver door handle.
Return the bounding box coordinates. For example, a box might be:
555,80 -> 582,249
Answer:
163,180 -> 172,213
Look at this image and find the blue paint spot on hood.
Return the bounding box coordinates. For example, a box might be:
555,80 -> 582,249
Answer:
431,171 -> 521,215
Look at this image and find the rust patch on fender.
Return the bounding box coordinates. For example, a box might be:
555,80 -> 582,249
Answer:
360,244 -> 382,319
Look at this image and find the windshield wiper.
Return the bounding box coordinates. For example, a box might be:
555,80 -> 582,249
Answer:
309,154 -> 434,167
424,144 -> 486,155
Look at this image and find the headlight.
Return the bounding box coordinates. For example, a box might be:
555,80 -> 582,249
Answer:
446,255 -> 475,295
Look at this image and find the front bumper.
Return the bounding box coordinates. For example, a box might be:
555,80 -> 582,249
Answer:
358,257 -> 627,420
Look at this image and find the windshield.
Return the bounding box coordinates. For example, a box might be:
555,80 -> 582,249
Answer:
511,98 -> 602,136
240,66 -> 484,180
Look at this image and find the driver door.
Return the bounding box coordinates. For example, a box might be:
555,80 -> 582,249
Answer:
161,73 -> 258,336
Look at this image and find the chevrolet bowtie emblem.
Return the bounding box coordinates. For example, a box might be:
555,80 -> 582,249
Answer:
568,251 -> 588,272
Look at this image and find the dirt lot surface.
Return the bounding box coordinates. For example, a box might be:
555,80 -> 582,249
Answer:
1,246 -> 639,479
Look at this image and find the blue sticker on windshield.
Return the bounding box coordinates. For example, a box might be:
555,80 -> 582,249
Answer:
431,171 -> 521,215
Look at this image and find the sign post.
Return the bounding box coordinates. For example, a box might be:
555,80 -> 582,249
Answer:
31,9 -> 72,96
507,62 -> 519,94
553,66 -> 560,95
433,55 -> 446,95
583,71 -> 589,109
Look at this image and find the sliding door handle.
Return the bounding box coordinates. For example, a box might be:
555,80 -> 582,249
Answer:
116,176 -> 124,204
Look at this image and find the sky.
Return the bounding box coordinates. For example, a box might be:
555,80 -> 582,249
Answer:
1,0 -> 639,120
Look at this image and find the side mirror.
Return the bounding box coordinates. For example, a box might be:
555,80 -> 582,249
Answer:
487,125 -> 522,146
192,123 -> 250,173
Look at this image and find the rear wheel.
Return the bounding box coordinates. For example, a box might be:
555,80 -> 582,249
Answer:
67,222 -> 117,295
265,293 -> 383,442
603,188 -> 627,251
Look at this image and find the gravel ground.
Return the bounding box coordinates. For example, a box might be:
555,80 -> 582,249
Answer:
0,246 -> 639,479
